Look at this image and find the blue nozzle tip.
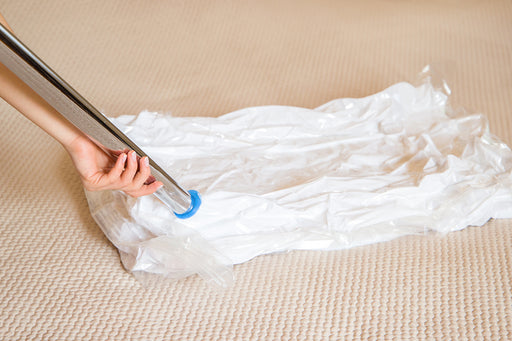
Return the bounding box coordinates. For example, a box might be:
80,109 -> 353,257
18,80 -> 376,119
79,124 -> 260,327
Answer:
174,190 -> 201,219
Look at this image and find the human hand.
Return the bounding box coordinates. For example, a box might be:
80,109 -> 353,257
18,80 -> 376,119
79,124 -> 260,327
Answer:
65,134 -> 162,197
0,13 -> 160,198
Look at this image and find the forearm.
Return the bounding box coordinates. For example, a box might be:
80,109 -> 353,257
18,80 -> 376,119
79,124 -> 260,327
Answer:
0,13 -> 82,149
0,61 -> 83,148
0,12 -> 161,197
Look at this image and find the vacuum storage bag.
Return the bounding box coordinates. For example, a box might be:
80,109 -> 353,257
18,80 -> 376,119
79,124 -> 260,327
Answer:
85,77 -> 512,287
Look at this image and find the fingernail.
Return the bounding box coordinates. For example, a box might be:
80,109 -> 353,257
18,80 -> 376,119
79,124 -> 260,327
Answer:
144,157 -> 149,167
121,153 -> 127,162
130,151 -> 137,161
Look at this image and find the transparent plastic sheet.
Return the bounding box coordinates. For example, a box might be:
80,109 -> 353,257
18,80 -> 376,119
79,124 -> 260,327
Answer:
85,190 -> 234,287
85,67 -> 512,287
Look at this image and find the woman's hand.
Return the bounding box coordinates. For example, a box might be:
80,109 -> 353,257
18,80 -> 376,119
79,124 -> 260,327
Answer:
0,12 -> 161,198
65,134 -> 162,197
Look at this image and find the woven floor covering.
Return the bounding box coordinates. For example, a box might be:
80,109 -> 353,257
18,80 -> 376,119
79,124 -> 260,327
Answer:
1,1 -> 511,340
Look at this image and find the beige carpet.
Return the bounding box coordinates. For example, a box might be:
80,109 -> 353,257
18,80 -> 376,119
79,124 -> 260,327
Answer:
1,1 -> 511,339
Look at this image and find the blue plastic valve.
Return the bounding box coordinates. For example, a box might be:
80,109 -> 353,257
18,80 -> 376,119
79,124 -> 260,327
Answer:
174,190 -> 202,219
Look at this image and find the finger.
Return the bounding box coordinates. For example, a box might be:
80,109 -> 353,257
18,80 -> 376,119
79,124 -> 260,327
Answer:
125,181 -> 163,198
130,156 -> 152,189
109,148 -> 130,159
120,150 -> 138,184
106,152 -> 127,182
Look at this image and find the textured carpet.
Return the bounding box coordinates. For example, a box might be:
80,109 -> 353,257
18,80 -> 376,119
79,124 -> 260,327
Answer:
0,0 -> 511,339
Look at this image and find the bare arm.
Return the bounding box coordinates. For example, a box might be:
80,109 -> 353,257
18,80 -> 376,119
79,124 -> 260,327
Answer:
0,13 -> 162,196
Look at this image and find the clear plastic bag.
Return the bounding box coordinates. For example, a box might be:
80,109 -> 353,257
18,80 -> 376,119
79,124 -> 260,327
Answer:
85,67 -> 512,287
85,189 -> 234,287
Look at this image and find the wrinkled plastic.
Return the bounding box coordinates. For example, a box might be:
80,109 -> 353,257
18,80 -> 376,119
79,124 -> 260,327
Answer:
85,69 -> 512,287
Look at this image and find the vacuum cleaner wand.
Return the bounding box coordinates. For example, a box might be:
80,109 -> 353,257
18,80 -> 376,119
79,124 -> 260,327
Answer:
0,23 -> 200,218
